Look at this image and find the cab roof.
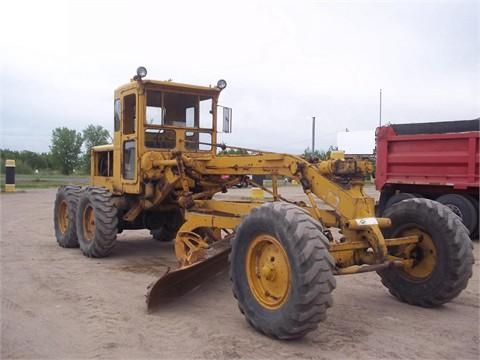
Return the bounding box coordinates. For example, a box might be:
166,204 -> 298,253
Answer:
114,79 -> 222,98
92,144 -> 114,152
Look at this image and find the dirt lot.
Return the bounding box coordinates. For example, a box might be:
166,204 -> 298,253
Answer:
1,188 -> 479,359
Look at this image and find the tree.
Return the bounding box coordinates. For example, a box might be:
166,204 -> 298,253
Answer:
302,147 -> 327,161
50,127 -> 83,175
302,145 -> 338,162
82,125 -> 111,173
217,148 -> 250,156
0,149 -> 53,174
20,150 -> 49,170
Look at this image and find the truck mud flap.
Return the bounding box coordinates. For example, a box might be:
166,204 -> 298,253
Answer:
146,249 -> 230,312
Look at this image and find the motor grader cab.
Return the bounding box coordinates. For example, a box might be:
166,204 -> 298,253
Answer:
54,67 -> 473,340
90,66 -> 231,195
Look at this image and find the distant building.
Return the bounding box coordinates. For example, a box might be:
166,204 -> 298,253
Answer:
336,130 -> 375,156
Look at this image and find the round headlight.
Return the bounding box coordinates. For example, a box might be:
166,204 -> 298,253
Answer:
216,79 -> 227,90
137,66 -> 147,78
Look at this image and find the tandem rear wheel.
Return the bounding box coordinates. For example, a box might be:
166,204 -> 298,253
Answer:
54,185 -> 83,248
76,187 -> 118,258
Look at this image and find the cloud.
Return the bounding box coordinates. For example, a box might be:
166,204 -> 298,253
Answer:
1,0 -> 478,153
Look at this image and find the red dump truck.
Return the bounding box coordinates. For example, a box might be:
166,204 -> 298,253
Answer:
375,119 -> 479,239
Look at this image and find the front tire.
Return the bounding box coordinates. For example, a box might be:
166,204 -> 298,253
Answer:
54,186 -> 83,248
76,187 -> 118,258
378,198 -> 474,307
230,203 -> 336,339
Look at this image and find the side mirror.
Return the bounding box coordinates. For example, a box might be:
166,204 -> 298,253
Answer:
222,107 -> 232,133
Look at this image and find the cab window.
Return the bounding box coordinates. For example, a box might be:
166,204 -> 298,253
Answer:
114,99 -> 121,132
123,140 -> 136,179
146,90 -> 163,125
123,94 -> 136,134
95,151 -> 113,177
145,90 -> 213,129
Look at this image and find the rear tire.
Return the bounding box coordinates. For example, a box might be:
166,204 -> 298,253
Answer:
466,195 -> 479,240
230,203 -> 336,339
384,192 -> 416,209
76,187 -> 118,258
436,194 -> 478,235
54,186 -> 83,248
378,198 -> 474,307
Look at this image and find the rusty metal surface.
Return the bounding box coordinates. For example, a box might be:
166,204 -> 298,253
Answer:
334,260 -> 404,275
145,249 -> 229,312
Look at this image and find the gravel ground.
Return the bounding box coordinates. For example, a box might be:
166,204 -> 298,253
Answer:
1,187 -> 478,359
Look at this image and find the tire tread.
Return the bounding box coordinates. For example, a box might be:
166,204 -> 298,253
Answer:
76,186 -> 118,258
379,198 -> 474,307
230,202 -> 336,339
54,185 -> 83,248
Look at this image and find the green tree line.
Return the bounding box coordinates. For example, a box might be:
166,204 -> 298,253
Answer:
1,125 -> 110,175
218,147 -> 338,159
2,127 -> 338,176
302,145 -> 339,161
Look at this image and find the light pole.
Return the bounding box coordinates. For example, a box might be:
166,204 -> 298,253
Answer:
312,116 -> 316,154
379,89 -> 382,127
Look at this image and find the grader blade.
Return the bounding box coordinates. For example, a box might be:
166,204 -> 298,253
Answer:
146,249 -> 229,312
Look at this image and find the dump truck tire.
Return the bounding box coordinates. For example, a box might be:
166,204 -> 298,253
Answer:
76,187 -> 118,258
384,192 -> 416,210
436,194 -> 478,236
378,198 -> 474,307
230,202 -> 336,340
54,186 -> 83,248
467,195 -> 479,240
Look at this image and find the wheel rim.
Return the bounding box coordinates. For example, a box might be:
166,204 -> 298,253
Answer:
401,229 -> 437,279
58,200 -> 68,234
445,204 -> 463,220
83,204 -> 96,243
246,234 -> 291,309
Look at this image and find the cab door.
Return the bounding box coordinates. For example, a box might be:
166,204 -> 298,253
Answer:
120,90 -> 141,194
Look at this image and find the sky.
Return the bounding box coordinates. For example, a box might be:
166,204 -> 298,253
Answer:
0,0 -> 478,154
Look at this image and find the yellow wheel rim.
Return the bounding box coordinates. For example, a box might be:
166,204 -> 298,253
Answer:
58,200 -> 68,234
246,234 -> 291,309
83,204 -> 96,243
401,229 -> 437,279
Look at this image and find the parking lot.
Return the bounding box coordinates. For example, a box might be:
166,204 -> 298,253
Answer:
1,187 -> 478,359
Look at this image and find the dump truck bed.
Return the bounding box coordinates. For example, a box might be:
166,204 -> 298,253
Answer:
375,119 -> 480,191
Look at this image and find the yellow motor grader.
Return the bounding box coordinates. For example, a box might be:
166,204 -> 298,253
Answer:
54,67 -> 474,340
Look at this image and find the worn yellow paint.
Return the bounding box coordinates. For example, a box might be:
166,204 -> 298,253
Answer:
397,229 -> 437,279
82,204 -> 96,243
58,200 -> 68,234
81,71 -> 424,277
246,234 -> 291,310
251,188 -> 264,199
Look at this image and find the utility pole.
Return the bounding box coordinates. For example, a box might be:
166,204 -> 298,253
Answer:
312,116 -> 316,155
379,89 -> 382,127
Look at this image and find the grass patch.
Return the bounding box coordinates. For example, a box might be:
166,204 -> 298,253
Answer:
0,174 -> 89,190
